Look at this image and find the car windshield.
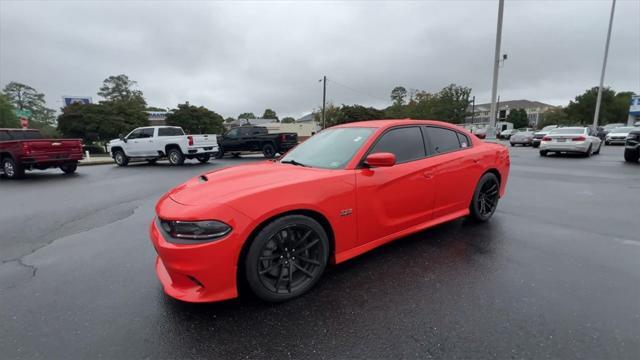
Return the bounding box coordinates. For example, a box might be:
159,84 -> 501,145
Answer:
550,128 -> 585,135
610,127 -> 635,133
280,127 -> 374,169
541,126 -> 556,131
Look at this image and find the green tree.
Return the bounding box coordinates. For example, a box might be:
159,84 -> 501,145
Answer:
165,103 -> 224,134
98,74 -> 146,106
539,107 -> 571,127
146,106 -> 167,112
262,108 -> 278,121
281,117 -> 295,123
390,86 -> 407,106
314,103 -> 384,127
238,112 -> 256,120
431,84 -> 471,123
507,108 -> 529,129
565,87 -> 632,125
0,93 -> 20,127
2,81 -> 56,125
225,117 -> 236,123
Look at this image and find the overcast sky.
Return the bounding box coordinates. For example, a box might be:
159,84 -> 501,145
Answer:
1,0 -> 639,119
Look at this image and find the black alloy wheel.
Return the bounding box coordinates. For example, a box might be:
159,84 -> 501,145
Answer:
245,215 -> 329,302
262,143 -> 276,159
469,173 -> 500,222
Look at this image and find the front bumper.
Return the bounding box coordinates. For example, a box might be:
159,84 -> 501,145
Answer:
510,139 -> 532,144
186,146 -> 220,156
606,138 -> 626,144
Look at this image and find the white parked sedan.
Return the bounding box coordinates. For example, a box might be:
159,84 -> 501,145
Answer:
539,127 -> 602,157
605,127 -> 637,145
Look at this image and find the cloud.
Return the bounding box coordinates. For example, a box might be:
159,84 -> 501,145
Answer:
1,0 -> 638,119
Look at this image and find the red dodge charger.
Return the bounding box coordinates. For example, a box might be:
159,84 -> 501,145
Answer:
150,120 -> 510,303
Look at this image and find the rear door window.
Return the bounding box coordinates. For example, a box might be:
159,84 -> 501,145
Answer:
0,131 -> 11,141
139,128 -> 155,138
158,127 -> 184,136
8,130 -> 43,140
369,126 -> 426,163
425,127 -> 462,154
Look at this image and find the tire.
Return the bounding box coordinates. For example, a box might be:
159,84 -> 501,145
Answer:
469,173 -> 500,222
167,148 -> 185,166
532,143 -> 540,148
510,143 -> 515,147
59,161 -> 77,174
113,150 -> 129,167
197,154 -> 210,163
244,215 -> 329,302
214,149 -> 224,159
624,148 -> 639,163
147,159 -> 158,165
1,157 -> 25,179
539,150 -> 548,157
584,145 -> 593,157
605,140 -> 610,145
262,143 -> 276,159
594,142 -> 602,155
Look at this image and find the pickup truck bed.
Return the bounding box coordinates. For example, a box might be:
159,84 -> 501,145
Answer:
0,128 -> 84,179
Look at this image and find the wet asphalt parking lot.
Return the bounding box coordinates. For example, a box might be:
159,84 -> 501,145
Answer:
1,145 -> 639,359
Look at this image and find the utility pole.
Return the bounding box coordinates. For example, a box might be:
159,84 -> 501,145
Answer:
471,96 -> 476,123
322,76 -> 327,129
488,0 -> 505,139
593,0 -> 616,128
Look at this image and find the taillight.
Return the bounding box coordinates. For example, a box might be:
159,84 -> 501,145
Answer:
542,136 -> 552,141
572,136 -> 586,141
21,143 -> 31,154
187,135 -> 194,146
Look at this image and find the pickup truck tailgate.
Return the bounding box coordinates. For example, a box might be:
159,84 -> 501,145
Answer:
190,134 -> 218,148
24,139 -> 84,160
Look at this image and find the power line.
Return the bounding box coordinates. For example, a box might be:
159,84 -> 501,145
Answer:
326,78 -> 388,103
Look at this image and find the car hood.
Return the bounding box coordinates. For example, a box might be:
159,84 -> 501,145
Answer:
607,132 -> 630,136
167,161 -> 343,206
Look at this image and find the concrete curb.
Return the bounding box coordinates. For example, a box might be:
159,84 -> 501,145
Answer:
78,158 -> 114,166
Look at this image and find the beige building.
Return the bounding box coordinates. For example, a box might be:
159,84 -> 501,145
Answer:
465,99 -> 556,127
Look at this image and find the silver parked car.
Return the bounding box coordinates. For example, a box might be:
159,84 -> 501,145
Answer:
605,126 -> 638,145
539,127 -> 602,157
509,130 -> 535,146
532,125 -> 558,148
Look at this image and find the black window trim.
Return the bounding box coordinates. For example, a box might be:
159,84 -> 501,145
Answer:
422,125 -> 473,158
357,125 -> 429,168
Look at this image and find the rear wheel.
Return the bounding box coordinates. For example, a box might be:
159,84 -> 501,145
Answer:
245,215 -> 329,302
197,154 -> 210,163
469,173 -> 500,222
624,148 -> 639,163
214,149 -> 224,159
59,162 -> 77,174
540,150 -> 548,157
2,157 -> 24,179
584,144 -> 593,157
167,148 -> 185,165
113,150 -> 129,167
594,142 -> 602,155
262,143 -> 276,158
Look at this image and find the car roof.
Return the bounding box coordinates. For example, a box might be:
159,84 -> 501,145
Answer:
332,119 -> 465,130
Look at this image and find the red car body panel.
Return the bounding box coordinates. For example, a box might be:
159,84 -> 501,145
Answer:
150,120 -> 510,302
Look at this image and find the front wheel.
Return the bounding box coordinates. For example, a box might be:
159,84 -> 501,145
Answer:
2,157 -> 25,179
244,215 -> 329,302
167,148 -> 185,166
532,143 -> 540,148
113,150 -> 129,167
214,149 -> 224,159
197,154 -> 210,163
262,143 -> 276,158
624,148 -> 639,163
469,173 -> 500,222
540,150 -> 548,157
59,162 -> 77,174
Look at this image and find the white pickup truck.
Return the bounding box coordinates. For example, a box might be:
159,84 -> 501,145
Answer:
107,126 -> 219,166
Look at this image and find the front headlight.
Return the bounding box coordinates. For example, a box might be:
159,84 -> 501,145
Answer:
160,219 -> 231,240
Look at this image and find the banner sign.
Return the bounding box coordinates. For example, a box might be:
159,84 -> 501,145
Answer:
13,109 -> 31,118
630,95 -> 640,116
62,96 -> 92,107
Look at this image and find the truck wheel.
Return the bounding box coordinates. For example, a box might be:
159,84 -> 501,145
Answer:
2,157 -> 25,179
214,149 -> 224,159
113,150 -> 129,167
262,143 -> 276,158
197,154 -> 210,163
60,162 -> 78,174
167,148 -> 185,165
624,148 -> 639,163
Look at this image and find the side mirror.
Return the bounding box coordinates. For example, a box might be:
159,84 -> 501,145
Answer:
119,133 -> 126,142
365,152 -> 396,168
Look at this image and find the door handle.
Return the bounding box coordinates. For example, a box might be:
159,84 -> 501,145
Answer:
473,158 -> 480,164
423,172 -> 434,180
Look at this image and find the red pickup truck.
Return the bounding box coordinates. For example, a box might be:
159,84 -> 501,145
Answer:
0,128 -> 84,179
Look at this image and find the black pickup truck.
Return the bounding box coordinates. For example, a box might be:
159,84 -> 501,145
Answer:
624,128 -> 640,163
215,125 -> 298,158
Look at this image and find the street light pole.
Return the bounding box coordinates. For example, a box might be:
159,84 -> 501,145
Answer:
593,0 -> 616,128
488,0 -> 505,139
322,76 -> 327,129
471,96 -> 476,123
